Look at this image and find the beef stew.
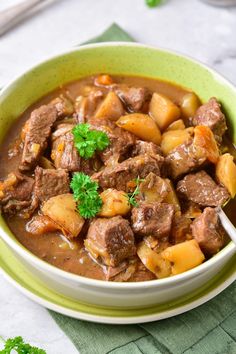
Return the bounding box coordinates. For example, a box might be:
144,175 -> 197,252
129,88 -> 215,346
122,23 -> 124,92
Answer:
0,74 -> 235,282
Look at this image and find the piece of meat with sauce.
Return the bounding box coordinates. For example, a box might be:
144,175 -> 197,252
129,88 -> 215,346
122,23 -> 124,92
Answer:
0,172 -> 36,217
177,171 -> 229,207
51,123 -> 102,175
113,84 -> 150,112
139,173 -> 170,203
131,202 -> 175,239
34,167 -> 70,203
170,215 -> 192,244
129,260 -> 156,281
165,125 -> 219,179
92,154 -> 163,192
105,259 -> 137,282
79,156 -> 102,176
51,124 -> 80,171
191,207 -> 228,255
191,98 -> 227,143
131,140 -> 162,157
50,94 -> 74,118
84,216 -> 136,267
20,105 -> 58,171
89,118 -> 136,165
165,139 -> 205,179
74,89 -> 104,123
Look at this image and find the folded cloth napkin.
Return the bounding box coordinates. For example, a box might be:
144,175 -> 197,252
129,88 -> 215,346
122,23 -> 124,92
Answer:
49,23 -> 236,354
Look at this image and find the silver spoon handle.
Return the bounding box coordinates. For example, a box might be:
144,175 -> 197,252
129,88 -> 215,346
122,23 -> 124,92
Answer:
0,0 -> 47,36
218,207 -> 236,246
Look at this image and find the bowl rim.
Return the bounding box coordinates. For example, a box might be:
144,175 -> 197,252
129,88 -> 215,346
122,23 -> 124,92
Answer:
0,41 -> 236,289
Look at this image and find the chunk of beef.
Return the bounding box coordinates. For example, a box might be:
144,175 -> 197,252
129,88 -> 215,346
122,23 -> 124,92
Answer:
34,167 -> 70,203
113,84 -> 150,112
105,261 -> 128,280
165,124 -> 220,179
132,140 -> 162,157
177,171 -> 229,207
89,118 -> 136,165
129,261 -> 156,281
0,172 -> 36,217
170,215 -> 192,244
105,259 -> 137,282
51,124 -> 80,171
26,215 -> 59,235
79,156 -> 102,176
191,207 -> 228,255
85,216 -> 136,267
74,90 -> 104,123
92,154 -> 163,192
52,123 -> 102,175
192,98 -> 227,143
20,105 -> 58,171
165,139 -> 204,179
139,173 -> 170,203
131,202 -> 174,239
50,94 -> 74,118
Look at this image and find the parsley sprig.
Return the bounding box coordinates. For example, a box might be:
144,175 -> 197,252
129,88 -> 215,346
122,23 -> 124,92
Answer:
127,178 -> 144,207
70,172 -> 102,218
145,0 -> 161,7
0,336 -> 46,354
72,123 -> 110,159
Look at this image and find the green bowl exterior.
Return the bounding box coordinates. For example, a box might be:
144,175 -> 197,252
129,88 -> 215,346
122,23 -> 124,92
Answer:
0,42 -> 236,277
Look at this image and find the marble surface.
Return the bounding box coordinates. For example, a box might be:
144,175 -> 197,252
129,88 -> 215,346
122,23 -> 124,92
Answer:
0,0 -> 236,353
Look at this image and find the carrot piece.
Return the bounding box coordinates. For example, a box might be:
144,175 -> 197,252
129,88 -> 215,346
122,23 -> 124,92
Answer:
193,125 -> 219,164
95,74 -> 113,86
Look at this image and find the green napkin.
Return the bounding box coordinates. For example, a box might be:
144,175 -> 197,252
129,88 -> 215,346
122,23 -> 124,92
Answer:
49,24 -> 236,354
82,23 -> 135,44
50,282 -> 236,354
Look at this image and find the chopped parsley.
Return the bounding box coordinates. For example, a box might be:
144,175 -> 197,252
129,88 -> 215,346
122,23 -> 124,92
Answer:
0,336 -> 46,354
127,178 -> 144,207
72,123 -> 110,159
70,172 -> 102,218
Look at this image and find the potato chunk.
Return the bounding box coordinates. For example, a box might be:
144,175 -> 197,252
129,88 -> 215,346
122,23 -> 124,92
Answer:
42,193 -> 84,238
180,92 -> 201,119
116,113 -> 161,145
166,119 -> 185,131
137,242 -> 171,278
161,240 -> 205,275
149,93 -> 181,131
161,128 -> 193,155
95,92 -> 124,120
99,189 -> 130,217
216,153 -> 236,198
26,215 -> 59,235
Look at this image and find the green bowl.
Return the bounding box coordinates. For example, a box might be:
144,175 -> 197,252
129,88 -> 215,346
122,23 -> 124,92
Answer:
0,43 -> 235,311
